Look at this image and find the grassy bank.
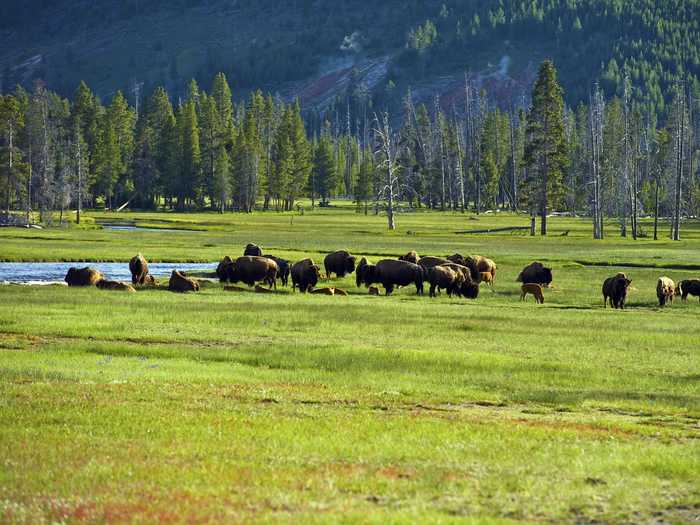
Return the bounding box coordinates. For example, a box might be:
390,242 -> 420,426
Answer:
1,208 -> 699,523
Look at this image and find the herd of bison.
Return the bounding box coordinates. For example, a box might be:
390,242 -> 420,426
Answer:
62,242 -> 700,308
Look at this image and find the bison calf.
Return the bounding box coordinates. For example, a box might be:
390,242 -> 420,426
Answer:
520,283 -> 544,304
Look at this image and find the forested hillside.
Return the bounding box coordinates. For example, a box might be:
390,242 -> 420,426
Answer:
2,0 -> 700,117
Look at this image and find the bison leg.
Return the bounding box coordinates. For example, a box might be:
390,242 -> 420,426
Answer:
429,284 -> 437,297
384,283 -> 394,296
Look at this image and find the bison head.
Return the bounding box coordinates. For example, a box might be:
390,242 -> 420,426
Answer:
345,255 -> 357,274
65,267 -> 78,284
542,267 -> 553,286
460,281 -> 480,299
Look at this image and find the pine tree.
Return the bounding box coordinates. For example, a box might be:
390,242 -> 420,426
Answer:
312,129 -> 336,205
522,60 -> 568,235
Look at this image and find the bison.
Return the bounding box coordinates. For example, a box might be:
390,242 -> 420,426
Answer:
439,262 -> 480,299
265,255 -> 291,286
520,283 -> 544,304
398,251 -> 420,264
602,274 -> 632,309
323,250 -> 357,279
64,267 -> 103,287
676,279 -> 700,302
427,265 -> 464,298
417,256 -> 450,270
216,256 -> 234,281
445,254 -> 480,281
222,256 -> 278,289
96,279 -> 136,292
517,261 -> 553,287
479,271 -> 494,287
168,270 -> 200,293
244,243 -> 263,257
129,254 -> 150,285
656,277 -> 675,307
291,258 -> 321,293
358,259 -> 424,296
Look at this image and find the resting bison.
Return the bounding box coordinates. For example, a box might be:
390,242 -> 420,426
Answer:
129,254 -> 150,285
65,267 -> 103,287
358,259 -> 424,296
96,279 -> 136,292
324,250 -> 357,279
169,270 -> 200,293
291,258 -> 321,293
310,287 -> 336,296
244,243 -> 263,257
216,256 -> 233,281
427,265 -> 464,297
657,277 -> 675,307
676,279 -> 700,302
520,283 -> 544,304
517,261 -> 553,287
602,274 -> 632,309
398,251 -> 420,264
265,256 -> 291,286
222,256 -> 278,289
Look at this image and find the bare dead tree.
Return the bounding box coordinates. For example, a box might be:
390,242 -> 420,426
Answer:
589,83 -> 605,239
672,81 -> 687,241
373,112 -> 400,230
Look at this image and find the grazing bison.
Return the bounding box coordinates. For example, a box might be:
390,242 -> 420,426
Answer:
223,256 -> 278,289
359,259 -> 424,296
427,265 -> 464,297
446,254 -> 480,281
439,262 -> 480,299
64,267 -> 103,287
169,270 -> 200,293
656,277 -> 675,307
244,243 -> 263,257
520,283 -> 544,304
676,279 -> 700,302
417,256 -> 450,270
517,261 -> 553,287
398,251 -> 420,264
265,255 -> 291,286
324,250 -> 357,279
96,279 -> 136,292
291,258 -> 321,293
602,274 -> 632,309
216,256 -> 234,281
129,254 -> 150,285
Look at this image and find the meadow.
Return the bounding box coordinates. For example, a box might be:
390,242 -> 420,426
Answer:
0,204 -> 699,524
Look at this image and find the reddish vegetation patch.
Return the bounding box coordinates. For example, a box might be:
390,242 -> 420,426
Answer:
511,418 -> 637,439
377,466 -> 414,480
299,68 -> 352,104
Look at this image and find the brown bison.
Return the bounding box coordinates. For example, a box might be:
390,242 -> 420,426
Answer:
398,251 -> 420,264
222,256 -> 278,289
129,254 -> 150,285
216,256 -> 234,281
520,283 -> 544,304
143,274 -> 158,286
244,243 -> 263,257
517,262 -> 553,287
439,262 -> 480,299
602,274 -> 632,309
358,259 -> 424,296
446,254 -> 480,281
265,255 -> 291,286
656,277 -> 675,307
417,256 -> 450,270
169,270 -> 200,293
64,267 -> 103,287
479,272 -> 494,287
96,279 -> 136,292
291,258 -> 321,293
310,287 -> 336,295
676,279 -> 700,302
323,250 -> 357,279
427,265 -> 464,297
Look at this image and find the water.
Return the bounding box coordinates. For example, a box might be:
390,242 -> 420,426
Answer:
100,223 -> 201,233
0,261 -> 217,284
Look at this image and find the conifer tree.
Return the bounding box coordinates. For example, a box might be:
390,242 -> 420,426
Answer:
522,60 -> 568,235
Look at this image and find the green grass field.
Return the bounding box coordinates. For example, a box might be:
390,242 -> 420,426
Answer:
1,205 -> 699,524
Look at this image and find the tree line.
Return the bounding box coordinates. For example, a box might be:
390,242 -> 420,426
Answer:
0,61 -> 698,238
